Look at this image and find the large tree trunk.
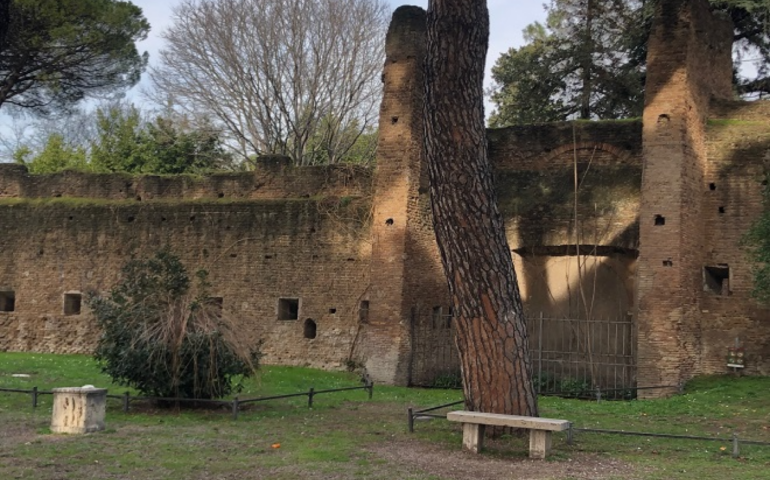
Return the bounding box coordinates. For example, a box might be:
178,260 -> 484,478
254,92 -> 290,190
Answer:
423,0 -> 538,417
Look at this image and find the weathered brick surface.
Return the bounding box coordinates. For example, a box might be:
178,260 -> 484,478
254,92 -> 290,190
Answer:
699,104 -> 770,376
636,0 -> 735,395
0,194 -> 372,371
491,122 -> 643,321
2,1 -> 770,391
360,6 -> 451,385
0,162 -> 371,201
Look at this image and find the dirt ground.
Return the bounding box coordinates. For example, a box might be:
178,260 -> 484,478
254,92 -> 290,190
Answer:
368,439 -> 638,480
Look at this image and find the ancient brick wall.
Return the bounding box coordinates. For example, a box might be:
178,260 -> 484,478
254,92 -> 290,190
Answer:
0,161 -> 371,201
3,0 -> 770,391
0,169 -> 373,371
699,100 -> 770,376
490,121 -> 643,321
360,6 -> 452,386
636,0 -> 734,394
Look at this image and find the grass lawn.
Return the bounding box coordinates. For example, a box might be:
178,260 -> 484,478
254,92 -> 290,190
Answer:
1,352 -> 770,479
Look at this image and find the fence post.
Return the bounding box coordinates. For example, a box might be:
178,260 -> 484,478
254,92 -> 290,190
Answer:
732,432 -> 739,458
567,424 -> 573,445
407,407 -> 414,433
31,386 -> 38,409
308,387 -> 315,408
595,386 -> 602,403
232,397 -> 239,420
367,381 -> 374,400
123,391 -> 130,413
538,312 -> 543,394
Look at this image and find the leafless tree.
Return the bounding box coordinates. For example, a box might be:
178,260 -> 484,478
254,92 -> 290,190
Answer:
149,0 -> 388,166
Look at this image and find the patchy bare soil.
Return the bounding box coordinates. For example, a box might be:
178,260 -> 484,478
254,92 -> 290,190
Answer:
368,438 -> 638,480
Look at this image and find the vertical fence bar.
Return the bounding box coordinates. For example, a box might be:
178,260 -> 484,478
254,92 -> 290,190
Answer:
538,312 -> 543,394
562,316 -> 567,395
620,317 -> 630,387
367,381 -> 374,400
607,320 -> 611,393
613,320 -> 618,393
31,386 -> 38,409
732,433 -> 740,458
308,387 -> 315,408
232,397 -> 239,420
123,391 -> 130,412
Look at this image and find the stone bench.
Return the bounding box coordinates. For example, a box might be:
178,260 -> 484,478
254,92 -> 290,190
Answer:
447,411 -> 571,459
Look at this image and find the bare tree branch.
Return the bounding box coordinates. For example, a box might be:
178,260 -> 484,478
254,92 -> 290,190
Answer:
149,0 -> 388,165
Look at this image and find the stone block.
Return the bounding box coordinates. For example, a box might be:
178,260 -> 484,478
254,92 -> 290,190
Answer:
529,430 -> 552,459
51,386 -> 107,434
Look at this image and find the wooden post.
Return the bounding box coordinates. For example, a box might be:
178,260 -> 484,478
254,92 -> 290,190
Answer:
407,407 -> 414,433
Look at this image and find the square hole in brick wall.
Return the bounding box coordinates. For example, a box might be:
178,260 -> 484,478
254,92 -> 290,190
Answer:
704,265 -> 730,295
277,298 -> 299,320
0,291 -> 15,312
63,293 -> 82,315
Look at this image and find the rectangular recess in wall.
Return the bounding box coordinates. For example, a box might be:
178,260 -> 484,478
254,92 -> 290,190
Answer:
704,265 -> 730,296
277,298 -> 299,320
63,293 -> 82,316
0,290 -> 15,312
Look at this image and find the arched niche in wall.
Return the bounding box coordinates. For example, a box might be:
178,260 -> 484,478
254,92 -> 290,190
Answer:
304,318 -> 317,339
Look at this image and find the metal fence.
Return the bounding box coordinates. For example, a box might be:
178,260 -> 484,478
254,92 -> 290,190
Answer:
529,312 -> 636,398
0,382 -> 374,420
408,309 -> 636,397
408,308 -> 460,387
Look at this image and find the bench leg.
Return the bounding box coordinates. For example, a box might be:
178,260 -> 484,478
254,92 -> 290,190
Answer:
529,430 -> 552,459
462,423 -> 485,453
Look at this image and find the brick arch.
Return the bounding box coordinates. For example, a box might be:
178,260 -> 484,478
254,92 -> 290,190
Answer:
548,141 -> 629,159
540,141 -> 636,168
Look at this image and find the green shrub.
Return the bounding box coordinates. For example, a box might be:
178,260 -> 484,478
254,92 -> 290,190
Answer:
430,372 -> 463,389
559,376 -> 592,397
88,250 -> 261,400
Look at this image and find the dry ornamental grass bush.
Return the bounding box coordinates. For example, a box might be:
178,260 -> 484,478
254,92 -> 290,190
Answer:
87,249 -> 262,400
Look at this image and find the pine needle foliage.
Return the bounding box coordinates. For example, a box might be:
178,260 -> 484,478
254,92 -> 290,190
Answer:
88,250 -> 261,400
